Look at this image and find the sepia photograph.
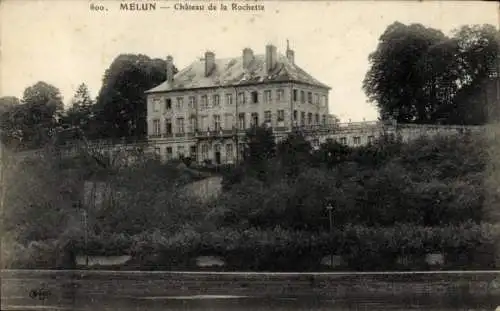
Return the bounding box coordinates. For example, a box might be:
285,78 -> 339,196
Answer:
1,0 -> 500,310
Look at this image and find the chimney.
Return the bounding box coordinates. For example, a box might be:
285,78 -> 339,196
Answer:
265,44 -> 277,73
166,55 -> 174,84
205,51 -> 215,77
286,40 -> 295,64
242,48 -> 254,69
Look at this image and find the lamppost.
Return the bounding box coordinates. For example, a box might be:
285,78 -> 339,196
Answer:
392,110 -> 399,140
326,203 -> 334,268
82,208 -> 89,267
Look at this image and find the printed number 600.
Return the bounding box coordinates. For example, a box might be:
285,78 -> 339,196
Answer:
90,3 -> 106,11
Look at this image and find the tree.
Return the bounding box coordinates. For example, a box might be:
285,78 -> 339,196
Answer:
453,25 -> 500,88
313,140 -> 352,168
22,81 -> 64,123
243,125 -> 276,181
363,22 -> 500,125
0,96 -> 20,112
363,22 -> 448,123
1,82 -> 64,150
0,97 -> 22,148
61,83 -> 95,135
94,54 -> 174,140
450,25 -> 500,124
277,130 -> 312,178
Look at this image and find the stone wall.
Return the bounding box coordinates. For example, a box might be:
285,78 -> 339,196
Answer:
181,176 -> 223,202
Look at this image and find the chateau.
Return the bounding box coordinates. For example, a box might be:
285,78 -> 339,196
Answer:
145,43 -> 335,164
144,44 -> 486,165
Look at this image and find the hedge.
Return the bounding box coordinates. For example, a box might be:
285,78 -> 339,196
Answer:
3,223 -> 498,271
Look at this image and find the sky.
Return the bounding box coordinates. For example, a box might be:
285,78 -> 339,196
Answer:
1,1 -> 498,122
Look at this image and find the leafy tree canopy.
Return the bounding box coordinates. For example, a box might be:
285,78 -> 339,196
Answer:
60,83 -> 95,135
94,54 -> 176,140
1,82 -> 64,149
364,22 -> 500,125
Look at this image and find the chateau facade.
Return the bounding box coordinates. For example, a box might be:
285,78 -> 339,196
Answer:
145,43 -> 334,164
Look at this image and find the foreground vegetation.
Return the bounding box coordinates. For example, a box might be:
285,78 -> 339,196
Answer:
1,128 -> 497,271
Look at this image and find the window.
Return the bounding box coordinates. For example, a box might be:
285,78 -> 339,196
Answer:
152,99 -> 160,112
251,112 -> 259,127
176,117 -> 185,133
197,117 -> 204,132
189,96 -> 196,109
176,97 -> 184,110
339,137 -> 347,145
307,92 -> 312,104
213,115 -> 221,131
166,147 -> 173,160
201,95 -> 208,110
165,118 -> 172,135
177,146 -> 185,158
152,119 -> 160,135
226,144 -> 233,161
225,94 -> 233,106
201,144 -> 209,160
293,110 -> 298,122
190,146 -> 197,161
189,116 -> 196,132
300,91 -> 305,103
315,94 -> 320,105
321,95 -> 327,107
353,137 -> 361,145
264,110 -> 272,124
251,91 -> 259,104
277,110 -> 285,122
213,94 -> 220,107
200,116 -> 208,131
237,92 -> 245,105
239,143 -> 246,159
307,113 -> 312,125
224,114 -> 233,129
315,113 -> 319,124
368,135 -> 375,144
277,89 -> 284,101
322,115 -> 326,125
238,113 -> 246,130
293,89 -> 298,102
264,90 -> 271,103
165,98 -> 172,110
300,112 -> 305,126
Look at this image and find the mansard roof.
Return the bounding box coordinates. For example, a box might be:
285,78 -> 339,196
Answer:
145,53 -> 330,94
